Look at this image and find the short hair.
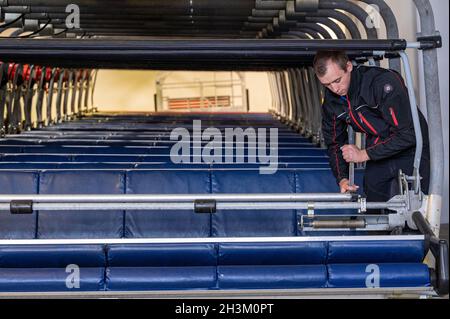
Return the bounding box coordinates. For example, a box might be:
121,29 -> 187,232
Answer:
313,51 -> 350,77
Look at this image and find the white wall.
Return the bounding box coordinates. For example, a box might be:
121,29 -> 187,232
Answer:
245,72 -> 273,112
94,71 -> 272,113
416,0 -> 449,224
94,70 -> 157,112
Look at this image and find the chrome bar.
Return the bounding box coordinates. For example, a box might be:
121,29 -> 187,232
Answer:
0,201 -> 405,211
0,193 -> 354,203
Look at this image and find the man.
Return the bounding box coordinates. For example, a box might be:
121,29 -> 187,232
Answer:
313,51 -> 430,206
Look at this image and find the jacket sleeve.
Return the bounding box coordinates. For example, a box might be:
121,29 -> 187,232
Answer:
321,102 -> 349,185
365,72 -> 417,161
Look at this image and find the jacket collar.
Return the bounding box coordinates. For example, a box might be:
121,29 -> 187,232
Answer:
346,65 -> 362,104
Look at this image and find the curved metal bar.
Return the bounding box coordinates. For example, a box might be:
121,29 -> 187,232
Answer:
319,0 -> 379,39
318,9 -> 361,39
305,16 -> 347,39
359,0 -> 401,71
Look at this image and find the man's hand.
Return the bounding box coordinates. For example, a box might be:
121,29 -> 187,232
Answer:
339,179 -> 360,193
341,145 -> 370,163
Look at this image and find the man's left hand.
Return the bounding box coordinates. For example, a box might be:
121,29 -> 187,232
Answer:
341,145 -> 370,164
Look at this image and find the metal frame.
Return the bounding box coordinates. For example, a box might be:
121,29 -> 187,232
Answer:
0,193 -> 405,212
0,287 -> 437,299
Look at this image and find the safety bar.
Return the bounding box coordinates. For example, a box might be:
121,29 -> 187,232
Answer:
0,193 -> 356,203
412,211 -> 449,296
0,194 -> 407,213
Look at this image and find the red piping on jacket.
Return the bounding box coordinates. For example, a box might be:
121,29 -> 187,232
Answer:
389,107 -> 399,127
346,95 -> 368,135
358,112 -> 379,135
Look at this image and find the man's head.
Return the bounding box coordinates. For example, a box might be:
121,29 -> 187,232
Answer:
313,51 -> 353,96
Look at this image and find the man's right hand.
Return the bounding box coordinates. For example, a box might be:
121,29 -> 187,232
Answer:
339,179 -> 360,193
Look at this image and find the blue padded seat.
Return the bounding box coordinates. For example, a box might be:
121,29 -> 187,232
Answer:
209,163 -> 329,170
0,139 -> 40,145
106,267 -> 217,291
0,171 -> 39,239
211,170 -> 297,237
296,169 -> 364,194
218,242 -> 327,265
125,170 -> 211,238
107,244 -> 217,267
0,163 -> 61,169
38,171 -> 125,239
327,241 -> 425,264
20,146 -> 152,154
278,149 -> 327,157
136,163 -> 209,169
72,155 -> 143,162
0,154 -> 72,162
0,146 -> 21,153
57,163 -> 137,169
217,265 -> 327,289
0,245 -> 105,268
295,169 -> 364,217
327,263 -> 431,288
278,156 -> 329,163
0,268 -> 105,292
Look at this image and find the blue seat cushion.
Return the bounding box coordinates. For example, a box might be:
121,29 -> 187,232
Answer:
218,242 -> 327,265
38,171 -> 125,239
327,240 -> 425,264
0,268 -> 105,292
218,265 -> 327,289
107,244 -> 217,267
0,154 -> 72,162
0,245 -> 106,268
0,171 -> 39,239
327,263 -> 431,288
125,170 -> 211,238
211,170 -> 297,237
106,267 -> 217,291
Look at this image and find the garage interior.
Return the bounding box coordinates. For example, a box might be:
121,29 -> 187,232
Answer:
0,0 -> 448,299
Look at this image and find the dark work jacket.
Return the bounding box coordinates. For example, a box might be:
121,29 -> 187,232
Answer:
321,65 -> 430,185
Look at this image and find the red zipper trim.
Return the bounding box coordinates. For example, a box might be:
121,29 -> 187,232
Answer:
389,107 -> 399,127
346,95 -> 368,135
374,137 -> 380,145
358,112 -> 379,135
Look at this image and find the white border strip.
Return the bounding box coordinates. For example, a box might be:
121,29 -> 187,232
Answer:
0,287 -> 436,299
0,235 -> 425,245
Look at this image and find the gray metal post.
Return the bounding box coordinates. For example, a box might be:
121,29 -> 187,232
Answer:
398,51 -> 423,194
412,0 -> 444,235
